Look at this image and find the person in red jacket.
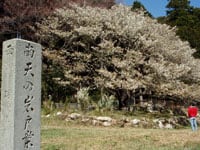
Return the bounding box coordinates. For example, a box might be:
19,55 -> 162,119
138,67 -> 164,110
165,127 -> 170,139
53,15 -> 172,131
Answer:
188,102 -> 198,131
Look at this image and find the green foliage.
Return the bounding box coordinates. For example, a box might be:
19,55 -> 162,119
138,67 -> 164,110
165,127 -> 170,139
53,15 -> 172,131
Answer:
163,0 -> 200,58
42,99 -> 55,115
88,88 -> 118,111
131,1 -> 145,10
97,94 -> 118,111
76,87 -> 91,110
166,0 -> 191,14
42,59 -> 76,103
131,1 -> 152,17
89,89 -> 102,103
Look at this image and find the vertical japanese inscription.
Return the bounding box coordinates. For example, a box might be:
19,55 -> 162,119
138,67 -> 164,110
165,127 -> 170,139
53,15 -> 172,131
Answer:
22,42 -> 35,149
0,39 -> 41,150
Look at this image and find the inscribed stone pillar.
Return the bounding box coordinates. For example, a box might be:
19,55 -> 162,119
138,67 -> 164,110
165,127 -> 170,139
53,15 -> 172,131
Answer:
0,38 -> 42,150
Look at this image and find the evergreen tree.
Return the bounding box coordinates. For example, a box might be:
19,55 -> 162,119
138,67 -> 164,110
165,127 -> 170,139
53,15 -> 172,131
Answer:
131,1 -> 152,17
166,0 -> 191,13
166,0 -> 191,22
165,0 -> 200,58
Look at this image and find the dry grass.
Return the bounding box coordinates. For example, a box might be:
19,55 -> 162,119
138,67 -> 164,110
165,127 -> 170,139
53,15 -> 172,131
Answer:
41,117 -> 200,150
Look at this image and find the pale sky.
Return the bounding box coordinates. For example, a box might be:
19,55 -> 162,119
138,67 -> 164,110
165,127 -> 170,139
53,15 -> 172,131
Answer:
119,0 -> 200,17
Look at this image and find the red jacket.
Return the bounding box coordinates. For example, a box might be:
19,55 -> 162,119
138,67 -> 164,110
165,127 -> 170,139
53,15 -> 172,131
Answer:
188,106 -> 198,118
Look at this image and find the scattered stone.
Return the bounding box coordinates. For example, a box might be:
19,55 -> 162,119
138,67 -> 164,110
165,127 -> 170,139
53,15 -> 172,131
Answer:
46,114 -> 51,118
124,122 -> 132,127
96,116 -> 112,122
47,111 -> 189,129
102,122 -> 112,127
153,119 -> 159,123
158,121 -> 164,129
92,120 -> 99,126
131,119 -> 141,125
165,123 -> 173,129
56,111 -> 62,116
111,119 -> 117,125
68,113 -> 81,120
121,118 -> 129,123
81,118 -> 90,123
65,118 -> 71,122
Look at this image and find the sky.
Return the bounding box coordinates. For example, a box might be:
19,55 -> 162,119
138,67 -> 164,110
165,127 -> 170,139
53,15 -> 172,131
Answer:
121,0 -> 200,18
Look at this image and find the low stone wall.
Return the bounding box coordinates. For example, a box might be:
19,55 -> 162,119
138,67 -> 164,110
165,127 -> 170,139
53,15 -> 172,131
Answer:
42,111 -> 192,129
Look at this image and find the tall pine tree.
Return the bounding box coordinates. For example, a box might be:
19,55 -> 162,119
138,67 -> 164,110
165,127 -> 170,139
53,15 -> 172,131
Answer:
166,0 -> 191,23
131,1 -> 152,17
165,0 -> 200,57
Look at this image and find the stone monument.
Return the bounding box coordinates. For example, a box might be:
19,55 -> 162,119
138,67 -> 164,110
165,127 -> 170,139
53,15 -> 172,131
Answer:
0,38 -> 42,150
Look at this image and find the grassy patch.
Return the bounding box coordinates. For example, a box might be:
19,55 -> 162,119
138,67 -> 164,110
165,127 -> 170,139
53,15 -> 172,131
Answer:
41,117 -> 200,150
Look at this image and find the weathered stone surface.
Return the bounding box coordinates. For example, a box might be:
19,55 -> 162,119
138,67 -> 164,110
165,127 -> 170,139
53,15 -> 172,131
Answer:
68,113 -> 81,120
131,119 -> 141,125
102,122 -> 112,127
96,116 -> 112,122
0,39 -> 42,150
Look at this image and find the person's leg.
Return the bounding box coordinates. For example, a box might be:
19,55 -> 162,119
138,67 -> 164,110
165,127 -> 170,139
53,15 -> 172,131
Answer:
193,118 -> 198,131
190,118 -> 195,131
